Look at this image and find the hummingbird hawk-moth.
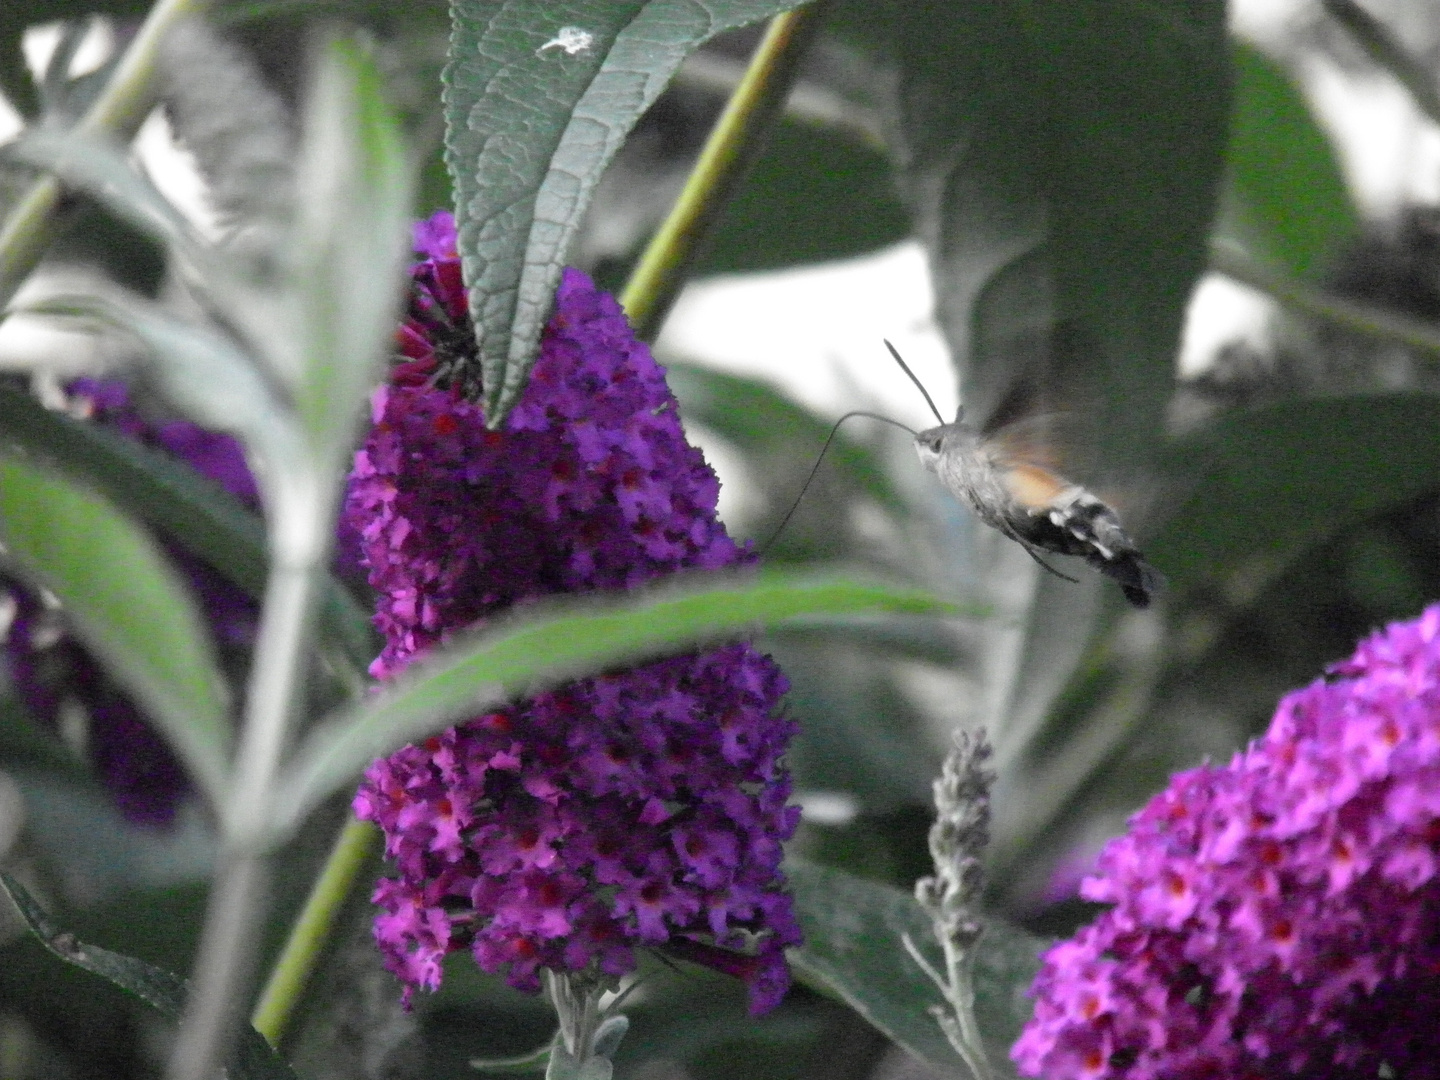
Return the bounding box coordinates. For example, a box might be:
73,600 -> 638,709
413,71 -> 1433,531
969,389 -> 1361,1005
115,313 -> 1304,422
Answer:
888,341 -> 1161,608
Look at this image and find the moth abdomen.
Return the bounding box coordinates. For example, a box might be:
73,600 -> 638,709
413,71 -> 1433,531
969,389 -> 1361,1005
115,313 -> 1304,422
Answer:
1015,490 -> 1161,608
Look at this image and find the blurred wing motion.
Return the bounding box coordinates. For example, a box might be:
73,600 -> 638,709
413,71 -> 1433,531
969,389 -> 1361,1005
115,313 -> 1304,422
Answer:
914,415 -> 1162,608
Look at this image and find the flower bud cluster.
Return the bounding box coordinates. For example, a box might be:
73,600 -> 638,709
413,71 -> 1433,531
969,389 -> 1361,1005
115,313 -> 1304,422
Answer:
916,728 -> 992,951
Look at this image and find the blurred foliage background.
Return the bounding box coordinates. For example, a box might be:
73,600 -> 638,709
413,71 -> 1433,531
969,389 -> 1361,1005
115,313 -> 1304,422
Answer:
3,0 -> 1440,1077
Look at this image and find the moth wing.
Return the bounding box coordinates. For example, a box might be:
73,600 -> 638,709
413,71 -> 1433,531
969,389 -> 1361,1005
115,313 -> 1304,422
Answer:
986,415 -> 1161,528
999,460 -> 1072,512
984,414 -> 1089,484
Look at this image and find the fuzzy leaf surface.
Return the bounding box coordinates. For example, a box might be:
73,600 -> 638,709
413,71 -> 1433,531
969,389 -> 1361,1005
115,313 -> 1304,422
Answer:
0,381 -> 377,674
0,453 -> 231,808
444,0 -> 806,423
284,36 -> 412,472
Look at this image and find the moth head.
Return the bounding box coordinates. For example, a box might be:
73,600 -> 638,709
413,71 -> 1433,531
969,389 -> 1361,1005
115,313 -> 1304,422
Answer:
913,425 -> 948,473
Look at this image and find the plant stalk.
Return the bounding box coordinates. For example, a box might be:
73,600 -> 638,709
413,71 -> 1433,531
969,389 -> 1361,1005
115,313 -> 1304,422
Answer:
1209,240 -> 1440,360
167,559 -> 323,1080
618,1 -> 831,341
164,852 -> 271,1080
250,818 -> 380,1047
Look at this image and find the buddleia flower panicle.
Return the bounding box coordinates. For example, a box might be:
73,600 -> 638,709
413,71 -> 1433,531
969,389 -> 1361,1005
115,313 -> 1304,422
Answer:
348,212 -> 802,1014
1013,604 -> 1440,1080
1,378 -> 260,825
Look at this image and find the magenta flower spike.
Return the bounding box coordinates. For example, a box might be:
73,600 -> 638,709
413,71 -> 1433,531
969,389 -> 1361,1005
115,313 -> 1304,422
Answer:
1013,604 -> 1440,1080
348,212 -> 802,1015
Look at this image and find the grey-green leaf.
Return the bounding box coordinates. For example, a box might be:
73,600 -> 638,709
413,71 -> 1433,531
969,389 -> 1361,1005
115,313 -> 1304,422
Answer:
0,381 -> 377,676
0,872 -> 300,1080
283,34 -> 412,470
0,454 -> 231,808
1153,393 -> 1440,590
1,125 -> 202,260
19,292 -> 303,507
835,0 -> 1229,892
444,0 -> 807,424
788,858 -> 1044,1077
1222,39 -> 1357,284
274,574 -> 948,837
471,1036 -> 557,1074
840,0 -> 1229,468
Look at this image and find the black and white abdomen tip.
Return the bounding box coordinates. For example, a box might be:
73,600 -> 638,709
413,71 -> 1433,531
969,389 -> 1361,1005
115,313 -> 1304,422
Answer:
1033,489 -> 1162,608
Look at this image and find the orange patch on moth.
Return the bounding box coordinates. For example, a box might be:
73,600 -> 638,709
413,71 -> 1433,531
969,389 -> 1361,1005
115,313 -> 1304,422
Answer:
1003,462 -> 1069,510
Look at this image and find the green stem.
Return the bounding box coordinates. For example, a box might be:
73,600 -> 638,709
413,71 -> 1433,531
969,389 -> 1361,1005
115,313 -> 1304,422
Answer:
1210,240 -> 1440,360
0,0 -> 210,307
164,852 -> 272,1080
618,1 -> 831,341
1322,0 -> 1440,128
251,818 -> 379,1047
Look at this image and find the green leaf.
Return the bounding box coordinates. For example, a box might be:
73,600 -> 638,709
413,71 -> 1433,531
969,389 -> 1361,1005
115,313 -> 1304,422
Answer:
0,872 -> 300,1080
833,0 -> 1228,466
444,0 -> 807,423
0,381 -> 377,675
1153,393 -> 1440,590
788,859 -> 1043,1076
826,1 -> 1228,886
0,870 -> 188,1015
1222,40 -> 1357,283
21,294 -> 300,475
284,35 -> 412,471
0,454 -> 231,808
274,573 -> 948,836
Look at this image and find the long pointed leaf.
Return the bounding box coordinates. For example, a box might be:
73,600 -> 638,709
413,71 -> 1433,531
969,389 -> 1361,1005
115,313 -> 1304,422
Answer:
1,125 -> 207,264
20,293 -> 303,504
1154,393 -> 1440,589
284,36 -> 411,472
0,380 -> 377,674
0,872 -> 300,1080
0,453 -> 231,808
274,574 -> 947,836
1223,40 -> 1357,284
444,0 -> 807,423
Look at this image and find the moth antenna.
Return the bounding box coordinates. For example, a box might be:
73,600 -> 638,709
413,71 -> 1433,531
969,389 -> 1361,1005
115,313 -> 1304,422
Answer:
883,339 -> 946,426
760,410 -> 919,555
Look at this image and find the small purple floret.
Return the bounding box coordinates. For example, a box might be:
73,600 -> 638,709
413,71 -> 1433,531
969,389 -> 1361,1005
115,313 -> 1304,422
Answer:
348,212 -> 801,1014
1013,604 -> 1440,1079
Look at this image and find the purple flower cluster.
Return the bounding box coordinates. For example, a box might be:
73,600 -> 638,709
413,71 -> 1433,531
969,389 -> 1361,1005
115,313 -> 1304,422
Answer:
1,379 -> 259,824
348,212 -> 801,1014
1013,605 -> 1440,1080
